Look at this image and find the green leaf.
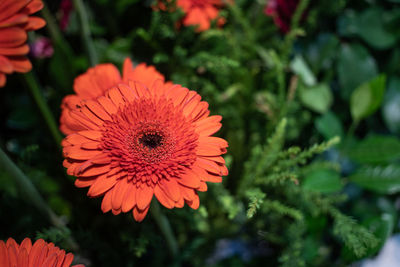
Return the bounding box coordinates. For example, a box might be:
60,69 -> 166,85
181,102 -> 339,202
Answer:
349,165 -> 400,194
306,33 -> 340,74
337,43 -> 378,99
303,169 -> 343,193
356,8 -> 396,50
346,135 -> 400,165
290,55 -> 316,86
315,112 -> 344,140
350,74 -> 386,122
299,83 -> 333,113
338,8 -> 396,49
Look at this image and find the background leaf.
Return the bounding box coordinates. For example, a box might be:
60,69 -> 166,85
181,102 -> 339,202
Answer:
303,168 -> 343,193
349,165 -> 400,194
337,43 -> 378,99
350,74 -> 386,121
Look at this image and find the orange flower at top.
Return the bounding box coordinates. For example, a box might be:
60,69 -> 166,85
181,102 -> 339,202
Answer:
0,0 -> 46,87
60,58 -> 172,135
0,237 -> 84,267
62,80 -> 228,222
158,0 -> 229,32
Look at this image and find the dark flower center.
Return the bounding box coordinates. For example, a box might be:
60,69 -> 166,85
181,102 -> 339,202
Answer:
139,133 -> 163,149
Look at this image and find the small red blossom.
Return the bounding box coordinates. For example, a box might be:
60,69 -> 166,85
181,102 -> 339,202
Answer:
59,0 -> 73,31
265,0 -> 301,33
156,0 -> 231,32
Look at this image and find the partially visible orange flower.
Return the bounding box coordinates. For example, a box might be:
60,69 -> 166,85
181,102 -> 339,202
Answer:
60,58 -> 172,135
0,0 -> 46,87
62,81 -> 228,222
156,0 -> 230,32
0,237 -> 84,267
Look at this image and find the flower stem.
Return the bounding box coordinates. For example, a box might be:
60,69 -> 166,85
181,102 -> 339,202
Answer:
150,200 -> 179,257
73,0 -> 98,66
0,147 -> 78,250
21,72 -> 63,146
41,3 -> 76,78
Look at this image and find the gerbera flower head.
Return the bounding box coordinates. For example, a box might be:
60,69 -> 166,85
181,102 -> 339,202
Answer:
0,0 -> 46,87
60,58 -> 172,135
0,237 -> 84,267
62,81 -> 228,222
156,0 -> 230,32
265,0 -> 304,33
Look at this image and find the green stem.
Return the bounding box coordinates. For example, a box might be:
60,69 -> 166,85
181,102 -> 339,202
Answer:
41,4 -> 76,78
150,200 -> 179,257
0,147 -> 78,250
282,0 -> 310,62
21,72 -> 63,146
73,0 -> 98,66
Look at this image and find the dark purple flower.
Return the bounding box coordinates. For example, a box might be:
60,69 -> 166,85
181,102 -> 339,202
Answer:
59,0 -> 73,31
265,0 -> 302,33
30,37 -> 54,59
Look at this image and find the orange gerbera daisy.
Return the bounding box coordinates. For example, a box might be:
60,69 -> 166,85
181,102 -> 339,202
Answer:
0,0 -> 46,87
157,0 -> 229,32
60,58 -> 172,135
0,237 -> 84,267
62,81 -> 228,222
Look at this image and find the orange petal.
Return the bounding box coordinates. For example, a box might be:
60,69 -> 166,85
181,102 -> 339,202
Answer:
160,179 -> 181,202
63,146 -> 101,160
97,96 -> 117,115
196,143 -> 224,156
22,0 -> 44,15
17,248 -> 29,267
29,239 -> 46,267
74,64 -> 121,99
84,99 -> 112,121
111,179 -> 130,211
77,164 -> 109,177
41,252 -> 57,267
0,73 -> 6,87
183,7 -> 210,32
19,238 -> 32,253
136,185 -> 154,210
0,241 -> 9,267
78,130 -> 102,141
154,185 -> 174,209
0,27 -> 27,47
0,0 -> 30,22
195,157 -> 223,175
121,183 -> 137,212
87,174 -> 118,197
8,56 -> 31,73
117,83 -> 137,102
7,242 -> 18,267
0,55 -> 13,74
107,87 -> 125,107
74,177 -> 96,188
0,44 -> 29,55
62,253 -> 74,267
101,190 -> 112,213
186,193 -> 200,209
132,206 -> 150,222
177,169 -> 201,189
24,16 -> 46,31
0,13 -> 28,28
